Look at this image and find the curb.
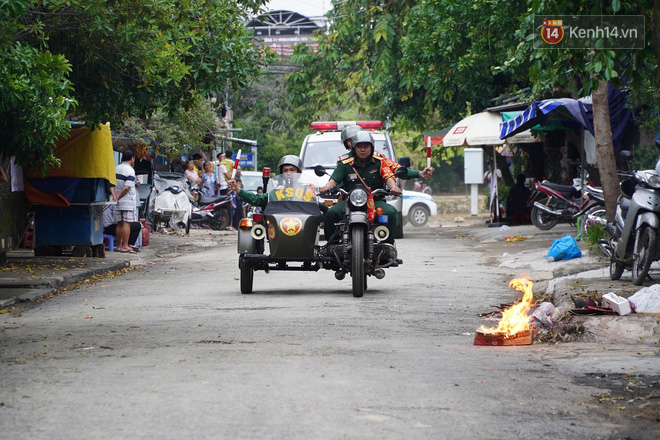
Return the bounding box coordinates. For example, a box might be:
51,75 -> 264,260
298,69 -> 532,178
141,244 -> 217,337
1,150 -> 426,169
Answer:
0,260 -> 131,308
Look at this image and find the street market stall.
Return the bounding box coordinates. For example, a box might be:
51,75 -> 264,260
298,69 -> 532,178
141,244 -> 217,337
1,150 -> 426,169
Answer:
25,123 -> 116,257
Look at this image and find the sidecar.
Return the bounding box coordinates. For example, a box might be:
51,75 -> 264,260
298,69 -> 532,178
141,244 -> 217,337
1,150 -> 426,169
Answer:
238,173 -> 331,293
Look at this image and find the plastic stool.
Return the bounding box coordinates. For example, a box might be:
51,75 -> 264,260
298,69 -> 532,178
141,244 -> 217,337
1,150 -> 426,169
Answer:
103,234 -> 116,252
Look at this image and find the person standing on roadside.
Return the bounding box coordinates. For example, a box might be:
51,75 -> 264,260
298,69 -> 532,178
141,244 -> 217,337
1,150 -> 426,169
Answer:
115,150 -> 140,254
215,152 -> 228,195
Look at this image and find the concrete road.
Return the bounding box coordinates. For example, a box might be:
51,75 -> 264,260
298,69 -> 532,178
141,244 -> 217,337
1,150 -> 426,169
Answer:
1,227 -> 657,439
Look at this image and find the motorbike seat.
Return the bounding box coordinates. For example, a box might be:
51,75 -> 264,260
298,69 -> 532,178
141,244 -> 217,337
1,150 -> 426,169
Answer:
199,194 -> 228,205
544,182 -> 580,198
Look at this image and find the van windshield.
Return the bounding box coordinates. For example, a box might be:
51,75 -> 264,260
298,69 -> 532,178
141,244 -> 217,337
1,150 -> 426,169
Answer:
301,139 -> 391,168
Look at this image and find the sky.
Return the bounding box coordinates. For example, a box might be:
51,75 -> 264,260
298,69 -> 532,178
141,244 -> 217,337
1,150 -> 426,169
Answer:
265,0 -> 332,18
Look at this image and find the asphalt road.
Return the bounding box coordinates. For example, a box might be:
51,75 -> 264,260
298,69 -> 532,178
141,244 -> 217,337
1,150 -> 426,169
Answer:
1,227 -> 658,439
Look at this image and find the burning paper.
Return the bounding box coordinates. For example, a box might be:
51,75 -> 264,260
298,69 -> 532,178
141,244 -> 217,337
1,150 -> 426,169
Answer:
475,278 -> 536,345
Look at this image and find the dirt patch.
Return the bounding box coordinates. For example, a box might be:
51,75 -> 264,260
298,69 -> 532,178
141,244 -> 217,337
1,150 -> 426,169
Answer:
573,373 -> 660,440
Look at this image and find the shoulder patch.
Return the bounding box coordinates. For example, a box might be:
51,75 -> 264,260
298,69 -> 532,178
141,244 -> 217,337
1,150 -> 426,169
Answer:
338,153 -> 350,161
341,156 -> 354,165
372,155 -> 384,161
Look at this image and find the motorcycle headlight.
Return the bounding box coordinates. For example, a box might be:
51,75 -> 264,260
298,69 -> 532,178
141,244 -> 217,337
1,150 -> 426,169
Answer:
648,173 -> 660,189
349,188 -> 369,207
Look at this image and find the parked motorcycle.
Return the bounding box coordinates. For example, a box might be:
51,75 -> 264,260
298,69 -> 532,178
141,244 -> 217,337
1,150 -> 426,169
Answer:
530,177 -> 603,231
413,179 -> 432,195
188,183 -> 232,232
237,166 -> 405,297
599,151 -> 660,284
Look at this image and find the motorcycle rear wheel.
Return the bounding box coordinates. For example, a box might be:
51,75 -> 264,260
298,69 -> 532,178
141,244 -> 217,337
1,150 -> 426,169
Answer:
581,206 -> 607,241
531,199 -> 559,230
631,227 -> 656,285
351,227 -> 365,298
240,256 -> 254,294
211,209 -> 231,231
609,259 -> 625,281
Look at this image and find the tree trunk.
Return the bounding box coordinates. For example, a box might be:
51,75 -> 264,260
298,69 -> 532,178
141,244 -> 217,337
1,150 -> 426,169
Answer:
653,1 -> 660,100
592,80 -> 619,223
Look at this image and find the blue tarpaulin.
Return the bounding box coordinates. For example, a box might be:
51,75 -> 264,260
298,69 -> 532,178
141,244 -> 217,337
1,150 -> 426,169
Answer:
499,84 -> 634,150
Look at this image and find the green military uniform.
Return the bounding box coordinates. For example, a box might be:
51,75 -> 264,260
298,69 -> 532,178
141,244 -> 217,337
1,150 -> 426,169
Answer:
238,189 -> 267,207
324,151 -> 399,244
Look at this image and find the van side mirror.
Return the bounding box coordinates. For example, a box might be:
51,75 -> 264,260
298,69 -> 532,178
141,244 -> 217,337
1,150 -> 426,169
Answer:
398,157 -> 411,167
395,166 -> 408,179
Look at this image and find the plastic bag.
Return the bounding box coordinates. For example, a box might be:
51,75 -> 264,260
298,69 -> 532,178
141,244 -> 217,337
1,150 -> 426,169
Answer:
627,284 -> 660,313
531,302 -> 565,329
546,235 -> 582,261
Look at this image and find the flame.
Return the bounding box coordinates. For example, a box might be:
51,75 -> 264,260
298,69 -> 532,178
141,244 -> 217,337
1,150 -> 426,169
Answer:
479,278 -> 535,338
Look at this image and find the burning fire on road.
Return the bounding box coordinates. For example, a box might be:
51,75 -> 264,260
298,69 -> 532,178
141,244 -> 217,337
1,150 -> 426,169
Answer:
474,278 -> 538,346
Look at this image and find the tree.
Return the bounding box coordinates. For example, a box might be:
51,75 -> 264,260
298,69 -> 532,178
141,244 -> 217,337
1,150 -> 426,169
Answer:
0,0 -> 275,171
287,0 -> 532,129
501,1 -> 658,221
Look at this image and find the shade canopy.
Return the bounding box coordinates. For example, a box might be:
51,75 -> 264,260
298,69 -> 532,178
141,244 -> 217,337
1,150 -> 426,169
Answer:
499,85 -> 633,150
443,112 -> 538,147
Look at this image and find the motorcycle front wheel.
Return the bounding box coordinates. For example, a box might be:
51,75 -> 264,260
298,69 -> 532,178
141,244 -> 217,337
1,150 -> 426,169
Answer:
531,199 -> 560,230
240,256 -> 254,294
351,227 -> 365,298
631,227 -> 656,285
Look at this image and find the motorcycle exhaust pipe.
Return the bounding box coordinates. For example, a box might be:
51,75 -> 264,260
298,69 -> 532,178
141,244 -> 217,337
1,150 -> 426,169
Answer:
335,270 -> 346,281
373,225 -> 389,242
533,201 -> 564,216
251,224 -> 266,240
373,268 -> 386,279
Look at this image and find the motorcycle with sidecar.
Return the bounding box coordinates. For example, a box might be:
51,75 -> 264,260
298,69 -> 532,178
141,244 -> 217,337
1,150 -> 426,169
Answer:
237,167 -> 405,297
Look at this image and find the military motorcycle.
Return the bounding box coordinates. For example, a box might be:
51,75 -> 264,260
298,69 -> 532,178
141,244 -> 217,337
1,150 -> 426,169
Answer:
237,167 -> 404,297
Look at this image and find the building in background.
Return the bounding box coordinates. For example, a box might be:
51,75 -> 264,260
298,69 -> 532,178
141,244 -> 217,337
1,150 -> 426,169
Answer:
247,10 -> 325,56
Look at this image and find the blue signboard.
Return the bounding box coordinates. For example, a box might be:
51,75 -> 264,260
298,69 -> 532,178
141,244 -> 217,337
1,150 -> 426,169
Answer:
232,153 -> 254,167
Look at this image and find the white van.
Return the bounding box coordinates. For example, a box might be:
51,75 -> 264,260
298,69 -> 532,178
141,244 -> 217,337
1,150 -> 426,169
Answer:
299,120 -> 404,238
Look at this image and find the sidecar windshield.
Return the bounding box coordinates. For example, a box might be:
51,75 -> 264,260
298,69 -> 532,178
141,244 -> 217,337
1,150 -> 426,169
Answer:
266,173 -> 318,204
264,173 -> 321,216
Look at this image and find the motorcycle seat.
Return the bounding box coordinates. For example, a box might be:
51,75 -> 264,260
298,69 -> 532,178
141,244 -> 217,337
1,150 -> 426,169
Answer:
544,182 -> 580,198
199,194 -> 229,205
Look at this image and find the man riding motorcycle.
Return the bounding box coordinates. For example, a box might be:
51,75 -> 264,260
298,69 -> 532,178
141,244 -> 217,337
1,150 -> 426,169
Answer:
228,155 -> 311,207
340,125 -> 434,181
320,131 -> 402,244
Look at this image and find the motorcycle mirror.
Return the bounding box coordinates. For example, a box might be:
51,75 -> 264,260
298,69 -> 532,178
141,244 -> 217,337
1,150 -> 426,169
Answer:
395,166 -> 408,178
620,150 -> 633,161
314,165 -> 327,177
398,157 -> 411,167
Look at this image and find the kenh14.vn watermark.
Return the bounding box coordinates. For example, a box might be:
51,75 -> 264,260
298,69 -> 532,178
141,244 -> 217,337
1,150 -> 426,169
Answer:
534,15 -> 645,49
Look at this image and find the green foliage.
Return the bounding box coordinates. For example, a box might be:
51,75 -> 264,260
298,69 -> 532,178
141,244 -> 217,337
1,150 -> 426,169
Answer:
231,68 -> 310,171
118,98 -> 222,160
287,0 -> 532,129
0,0 -> 275,170
0,42 -> 74,172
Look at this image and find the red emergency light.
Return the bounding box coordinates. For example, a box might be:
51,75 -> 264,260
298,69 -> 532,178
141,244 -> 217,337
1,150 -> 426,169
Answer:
356,120 -> 383,130
310,121 -> 338,131
262,167 -> 271,178
310,120 -> 383,131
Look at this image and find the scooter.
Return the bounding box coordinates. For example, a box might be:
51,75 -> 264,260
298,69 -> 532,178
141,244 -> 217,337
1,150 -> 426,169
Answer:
599,151 -> 660,284
530,176 -> 602,230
